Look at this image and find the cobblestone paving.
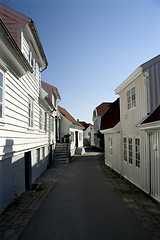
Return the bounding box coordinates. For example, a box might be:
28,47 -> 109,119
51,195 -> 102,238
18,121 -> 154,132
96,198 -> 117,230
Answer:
0,163 -> 67,240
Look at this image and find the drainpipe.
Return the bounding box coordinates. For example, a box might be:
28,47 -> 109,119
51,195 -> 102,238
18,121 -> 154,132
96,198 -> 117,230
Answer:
147,130 -> 152,195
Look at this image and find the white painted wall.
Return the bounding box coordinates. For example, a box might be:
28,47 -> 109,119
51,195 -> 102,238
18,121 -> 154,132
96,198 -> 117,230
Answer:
0,29 -> 51,213
59,112 -> 84,155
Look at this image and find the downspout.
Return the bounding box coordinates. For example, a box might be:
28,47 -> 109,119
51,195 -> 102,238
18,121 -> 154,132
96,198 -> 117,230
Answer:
147,130 -> 152,195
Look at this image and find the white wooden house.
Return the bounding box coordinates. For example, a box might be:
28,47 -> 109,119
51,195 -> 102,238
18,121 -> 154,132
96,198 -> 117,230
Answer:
41,81 -> 61,146
92,102 -> 111,149
113,54 -> 160,202
79,121 -> 93,146
58,106 -> 84,155
0,3 -> 54,213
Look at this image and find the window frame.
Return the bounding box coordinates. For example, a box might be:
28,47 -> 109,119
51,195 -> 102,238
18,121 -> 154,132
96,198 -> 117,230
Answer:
70,132 -> 74,142
123,137 -> 127,161
128,138 -> 133,164
135,138 -> 140,168
127,87 -> 136,110
109,137 -> 113,156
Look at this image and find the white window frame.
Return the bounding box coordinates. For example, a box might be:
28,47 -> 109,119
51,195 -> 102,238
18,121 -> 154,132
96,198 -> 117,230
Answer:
70,132 -> 74,142
79,132 -> 82,141
128,138 -> 133,164
135,138 -> 140,168
109,137 -> 113,156
28,97 -> 34,128
127,87 -> 136,110
123,137 -> 127,161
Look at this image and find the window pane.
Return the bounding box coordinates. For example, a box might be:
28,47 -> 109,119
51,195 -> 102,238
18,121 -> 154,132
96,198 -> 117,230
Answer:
0,88 -> 2,102
0,103 -> 2,118
0,73 -> 3,87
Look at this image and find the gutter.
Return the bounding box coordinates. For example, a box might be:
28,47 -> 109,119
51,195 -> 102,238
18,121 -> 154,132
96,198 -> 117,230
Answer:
29,20 -> 48,71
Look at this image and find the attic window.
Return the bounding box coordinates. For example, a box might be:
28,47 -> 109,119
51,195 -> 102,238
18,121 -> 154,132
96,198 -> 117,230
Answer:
127,87 -> 136,110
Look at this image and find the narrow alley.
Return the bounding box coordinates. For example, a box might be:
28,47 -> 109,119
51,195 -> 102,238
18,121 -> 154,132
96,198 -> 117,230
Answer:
18,148 -> 152,240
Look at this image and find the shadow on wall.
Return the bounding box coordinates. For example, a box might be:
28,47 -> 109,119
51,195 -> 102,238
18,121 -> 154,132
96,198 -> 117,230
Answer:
0,139 -> 25,214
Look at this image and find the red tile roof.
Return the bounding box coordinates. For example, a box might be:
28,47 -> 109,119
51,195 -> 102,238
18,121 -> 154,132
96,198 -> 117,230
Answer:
41,81 -> 61,101
96,102 -> 112,116
141,105 -> 160,124
58,106 -> 83,128
101,98 -> 120,130
79,121 -> 93,130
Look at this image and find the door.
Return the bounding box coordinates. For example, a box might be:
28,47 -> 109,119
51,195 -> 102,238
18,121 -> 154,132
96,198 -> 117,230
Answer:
25,151 -> 32,191
75,131 -> 78,148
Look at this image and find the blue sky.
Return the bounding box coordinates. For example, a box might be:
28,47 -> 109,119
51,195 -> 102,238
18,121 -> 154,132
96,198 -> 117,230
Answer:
1,0 -> 160,123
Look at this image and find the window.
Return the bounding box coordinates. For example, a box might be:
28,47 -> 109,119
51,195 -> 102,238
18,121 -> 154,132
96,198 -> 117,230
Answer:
79,133 -> 82,141
109,137 -> 113,156
131,87 -> 136,107
29,46 -> 37,77
127,87 -> 136,110
42,147 -> 45,160
28,98 -> 33,127
123,138 -> 127,161
71,132 -> 74,142
0,72 -> 3,118
128,138 -> 133,164
135,139 -> 140,167
45,113 -> 48,131
36,148 -> 40,164
127,90 -> 131,110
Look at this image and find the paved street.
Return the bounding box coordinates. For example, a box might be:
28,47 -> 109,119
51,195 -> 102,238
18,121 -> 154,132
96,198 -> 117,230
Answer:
19,149 -> 152,240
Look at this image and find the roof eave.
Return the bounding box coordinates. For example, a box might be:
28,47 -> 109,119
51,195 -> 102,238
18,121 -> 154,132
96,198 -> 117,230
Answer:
0,19 -> 32,76
115,66 -> 142,94
28,20 -> 48,69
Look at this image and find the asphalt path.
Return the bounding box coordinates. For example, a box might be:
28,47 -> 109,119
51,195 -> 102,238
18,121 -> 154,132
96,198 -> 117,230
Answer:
19,150 -> 151,240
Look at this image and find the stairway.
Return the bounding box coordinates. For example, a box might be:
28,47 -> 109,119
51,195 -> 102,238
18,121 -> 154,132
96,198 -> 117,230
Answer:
53,143 -> 70,163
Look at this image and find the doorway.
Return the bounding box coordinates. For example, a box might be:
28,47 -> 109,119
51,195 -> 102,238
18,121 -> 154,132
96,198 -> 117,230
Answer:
25,151 -> 32,191
75,131 -> 78,148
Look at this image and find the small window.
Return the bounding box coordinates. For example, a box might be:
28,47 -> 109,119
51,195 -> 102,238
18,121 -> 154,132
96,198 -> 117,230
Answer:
109,137 -> 113,156
123,138 -> 127,161
45,113 -> 47,131
71,132 -> 74,142
131,87 -> 136,107
0,72 -> 3,118
79,133 -> 82,141
28,98 -> 34,127
42,147 -> 45,160
36,148 -> 40,164
127,90 -> 131,110
135,139 -> 140,167
128,138 -> 133,164
127,87 -> 136,110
